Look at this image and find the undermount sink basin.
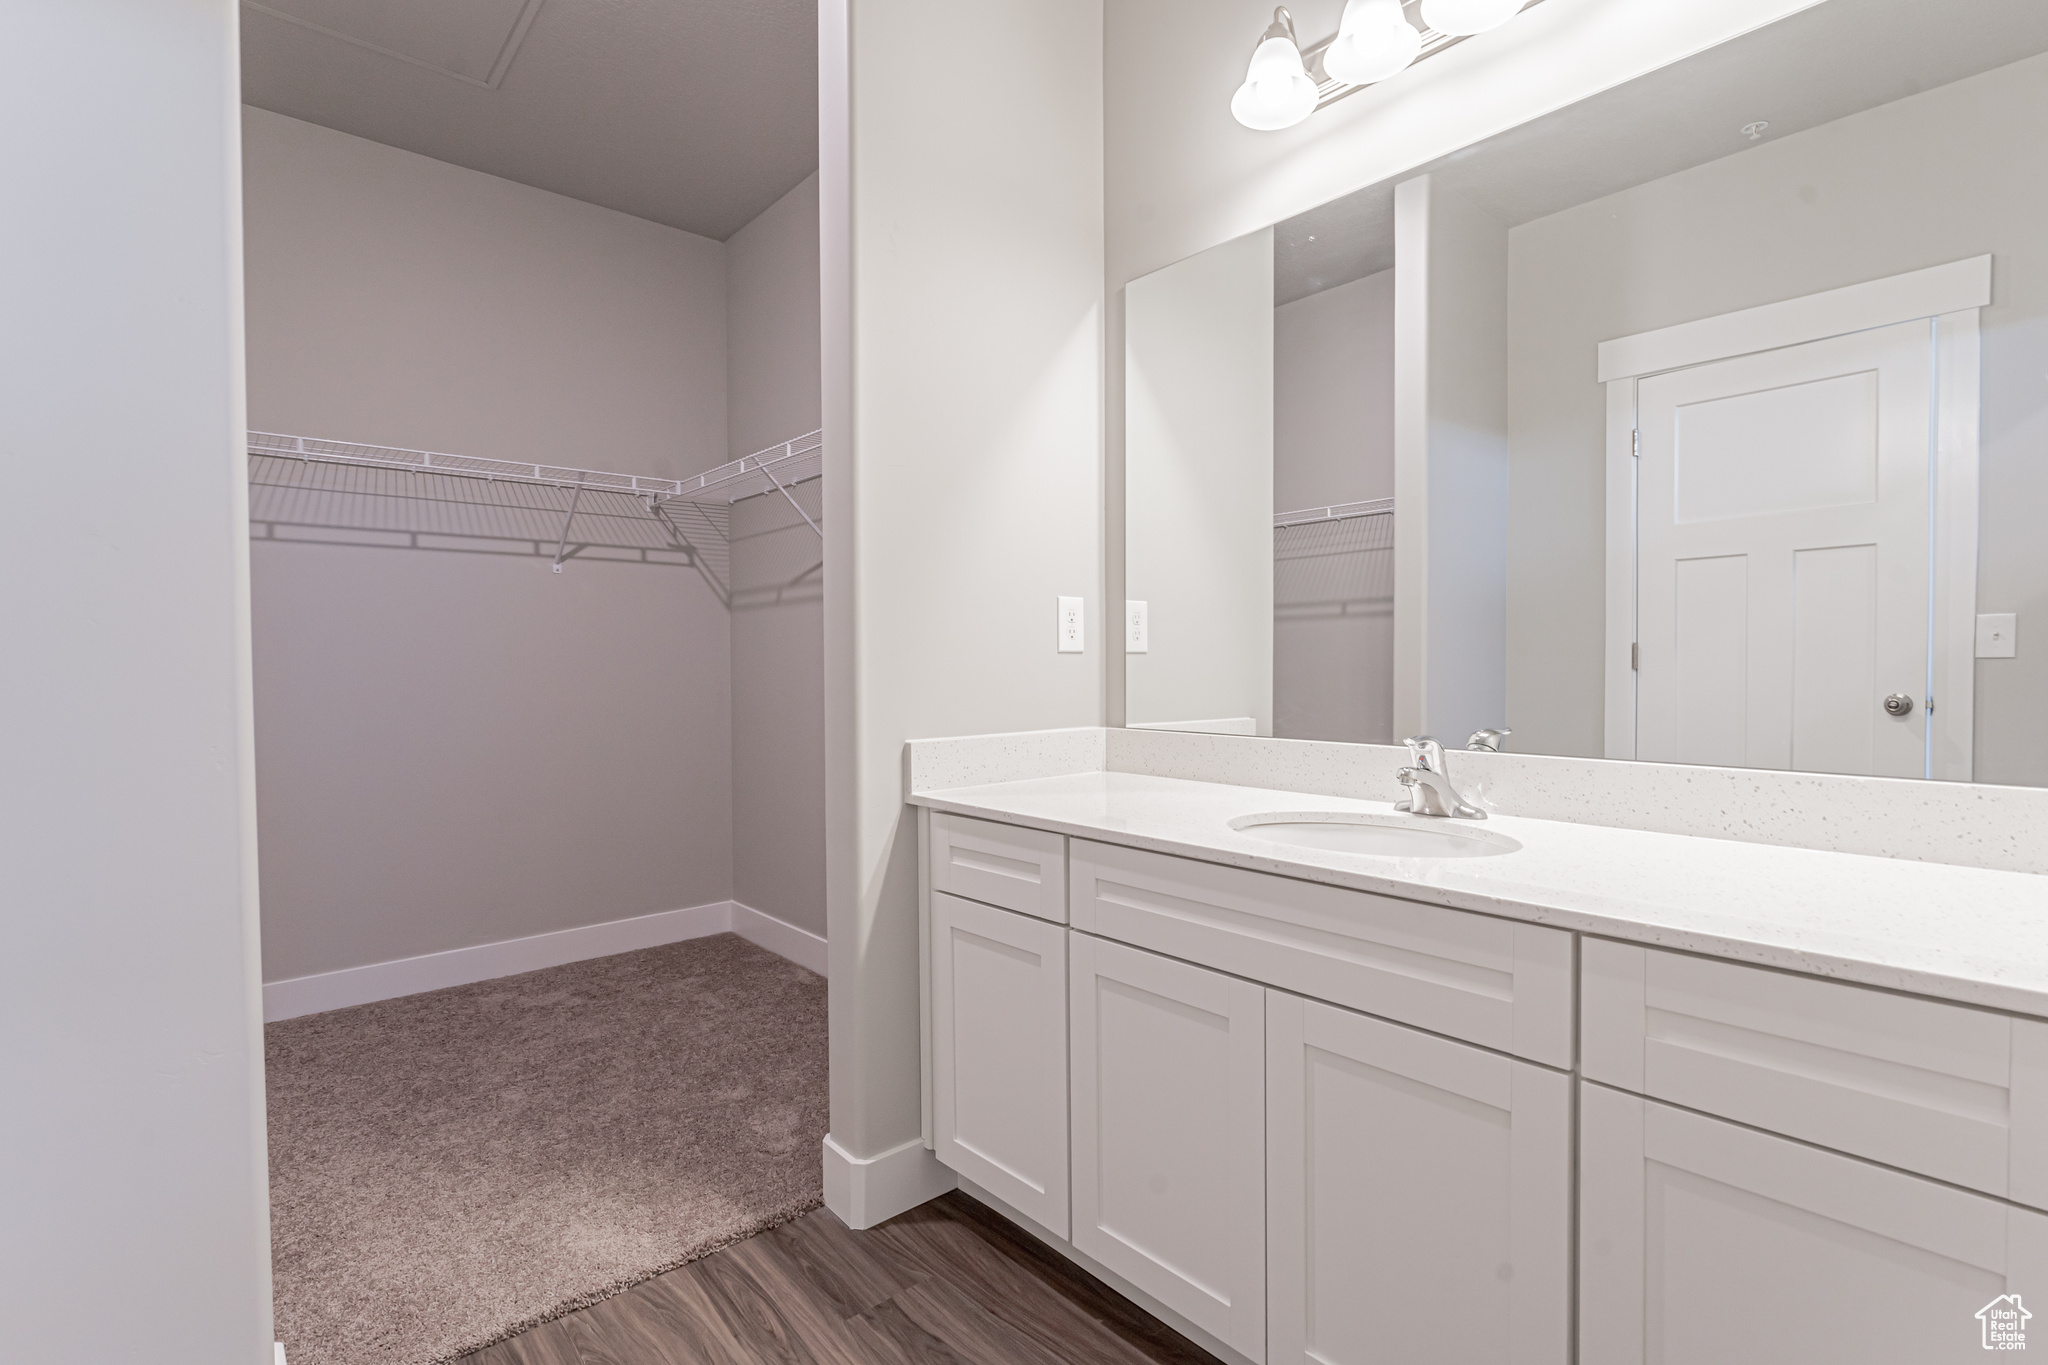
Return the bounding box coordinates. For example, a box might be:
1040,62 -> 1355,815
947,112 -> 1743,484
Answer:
1229,811 -> 1521,859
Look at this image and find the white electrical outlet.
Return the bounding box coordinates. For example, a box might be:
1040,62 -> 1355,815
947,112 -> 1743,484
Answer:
1978,612 -> 2018,658
1125,600 -> 1149,653
1057,596 -> 1085,653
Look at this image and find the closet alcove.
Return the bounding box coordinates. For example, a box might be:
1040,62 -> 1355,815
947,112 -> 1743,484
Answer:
236,5 -> 829,1360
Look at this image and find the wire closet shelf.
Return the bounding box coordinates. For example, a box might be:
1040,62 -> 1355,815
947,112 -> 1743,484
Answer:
1273,497 -> 1393,529
248,429 -> 821,516
246,429 -> 821,596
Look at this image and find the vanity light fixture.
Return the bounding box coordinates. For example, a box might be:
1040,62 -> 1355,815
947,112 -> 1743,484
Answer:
1235,0 -> 1548,130
1324,0 -> 1423,86
1230,7 -> 1320,131
1418,0 -> 1530,38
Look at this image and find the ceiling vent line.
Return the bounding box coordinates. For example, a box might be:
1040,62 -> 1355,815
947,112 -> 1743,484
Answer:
242,0 -> 547,91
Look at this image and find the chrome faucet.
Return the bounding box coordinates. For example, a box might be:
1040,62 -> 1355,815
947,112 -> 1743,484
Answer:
1395,736 -> 1486,820
1467,727 -> 1512,753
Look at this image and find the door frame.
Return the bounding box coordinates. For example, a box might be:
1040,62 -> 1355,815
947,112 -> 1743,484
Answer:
1600,255 -> 1988,780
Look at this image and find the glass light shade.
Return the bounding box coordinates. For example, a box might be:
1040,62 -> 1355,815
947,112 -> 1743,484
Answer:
1323,0 -> 1422,85
1231,35 -> 1318,130
1419,0 -> 1529,36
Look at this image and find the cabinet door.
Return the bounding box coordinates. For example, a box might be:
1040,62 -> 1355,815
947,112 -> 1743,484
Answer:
1071,933 -> 1266,1360
1267,992 -> 1570,1365
931,892 -> 1069,1236
1581,1082 -> 2048,1365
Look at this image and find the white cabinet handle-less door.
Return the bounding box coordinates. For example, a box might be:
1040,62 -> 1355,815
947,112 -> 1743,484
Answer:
1635,318 -> 1932,776
1267,993 -> 1571,1365
1581,1082 -> 2048,1365
1070,933 -> 1267,1361
929,892 -> 1070,1237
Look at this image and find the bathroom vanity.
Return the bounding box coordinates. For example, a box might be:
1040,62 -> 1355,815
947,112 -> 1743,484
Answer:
910,749 -> 2048,1365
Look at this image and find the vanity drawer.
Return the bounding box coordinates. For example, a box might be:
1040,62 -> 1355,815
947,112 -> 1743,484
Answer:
1069,839 -> 1573,1068
1582,939 -> 2048,1206
929,812 -> 1068,923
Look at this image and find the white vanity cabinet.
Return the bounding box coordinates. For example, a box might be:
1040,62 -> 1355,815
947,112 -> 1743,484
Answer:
929,890 -> 1070,1236
1266,992 -> 1572,1365
1580,1082 -> 2048,1365
920,808 -> 2048,1365
1069,932 -> 1269,1359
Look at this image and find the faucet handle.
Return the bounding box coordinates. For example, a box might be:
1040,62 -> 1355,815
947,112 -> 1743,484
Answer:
1403,735 -> 1444,770
1467,728 -> 1512,752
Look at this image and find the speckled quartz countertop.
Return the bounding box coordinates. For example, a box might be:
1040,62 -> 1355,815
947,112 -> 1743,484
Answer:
910,770 -> 2048,1018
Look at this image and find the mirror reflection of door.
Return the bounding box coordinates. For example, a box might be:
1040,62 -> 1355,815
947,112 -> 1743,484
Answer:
1609,269 -> 1984,779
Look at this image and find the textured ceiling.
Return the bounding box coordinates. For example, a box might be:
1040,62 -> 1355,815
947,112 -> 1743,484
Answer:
241,0 -> 818,241
1275,0 -> 2048,304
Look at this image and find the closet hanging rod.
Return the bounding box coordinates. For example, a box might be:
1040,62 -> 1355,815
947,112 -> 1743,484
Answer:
247,429 -> 823,511
1273,497 -> 1394,530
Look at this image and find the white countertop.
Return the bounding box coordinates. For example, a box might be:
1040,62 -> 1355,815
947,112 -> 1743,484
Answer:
910,770 -> 2048,1017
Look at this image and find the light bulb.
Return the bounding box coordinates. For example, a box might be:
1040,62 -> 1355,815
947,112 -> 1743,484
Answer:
1231,10 -> 1318,131
1323,0 -> 1422,85
1419,0 -> 1529,37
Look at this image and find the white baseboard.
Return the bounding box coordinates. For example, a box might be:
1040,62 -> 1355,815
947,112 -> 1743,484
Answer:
263,899 -> 826,1022
731,900 -> 829,976
822,1134 -> 957,1230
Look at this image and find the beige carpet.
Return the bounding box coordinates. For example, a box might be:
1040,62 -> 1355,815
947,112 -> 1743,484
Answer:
265,933 -> 828,1365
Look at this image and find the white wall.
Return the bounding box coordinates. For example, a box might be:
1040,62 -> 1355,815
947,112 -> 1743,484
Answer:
823,0 -> 1104,1198
1125,228 -> 1275,733
1396,176 -> 1511,746
1505,52 -> 2048,784
1,2 -> 273,1360
1275,269 -> 1395,510
727,173 -> 826,937
242,109 -> 736,981
1274,269 -> 1396,742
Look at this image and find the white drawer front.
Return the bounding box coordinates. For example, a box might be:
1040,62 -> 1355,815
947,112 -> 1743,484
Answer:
930,811 -> 1067,923
1583,939 -> 2048,1206
1070,839 -> 1573,1067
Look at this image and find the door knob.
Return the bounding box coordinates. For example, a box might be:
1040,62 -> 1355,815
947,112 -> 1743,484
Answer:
1883,693 -> 1915,717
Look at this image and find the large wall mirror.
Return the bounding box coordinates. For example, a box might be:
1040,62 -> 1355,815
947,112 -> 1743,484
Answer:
1122,0 -> 2048,788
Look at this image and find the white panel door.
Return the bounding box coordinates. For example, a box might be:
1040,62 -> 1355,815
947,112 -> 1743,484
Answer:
1070,933 -> 1267,1360
930,892 -> 1069,1236
1581,1083 -> 2048,1365
1635,319 -> 1931,776
1267,992 -> 1570,1365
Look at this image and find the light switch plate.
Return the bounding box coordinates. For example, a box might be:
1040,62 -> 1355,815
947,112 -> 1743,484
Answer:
1057,597 -> 1085,653
1977,612 -> 2018,658
1125,600 -> 1149,653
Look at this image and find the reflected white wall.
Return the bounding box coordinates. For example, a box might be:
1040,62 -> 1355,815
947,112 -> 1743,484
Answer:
1126,228 -> 1275,733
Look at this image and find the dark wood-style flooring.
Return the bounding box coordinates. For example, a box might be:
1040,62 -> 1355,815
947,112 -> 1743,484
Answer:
459,1192 -> 1220,1365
